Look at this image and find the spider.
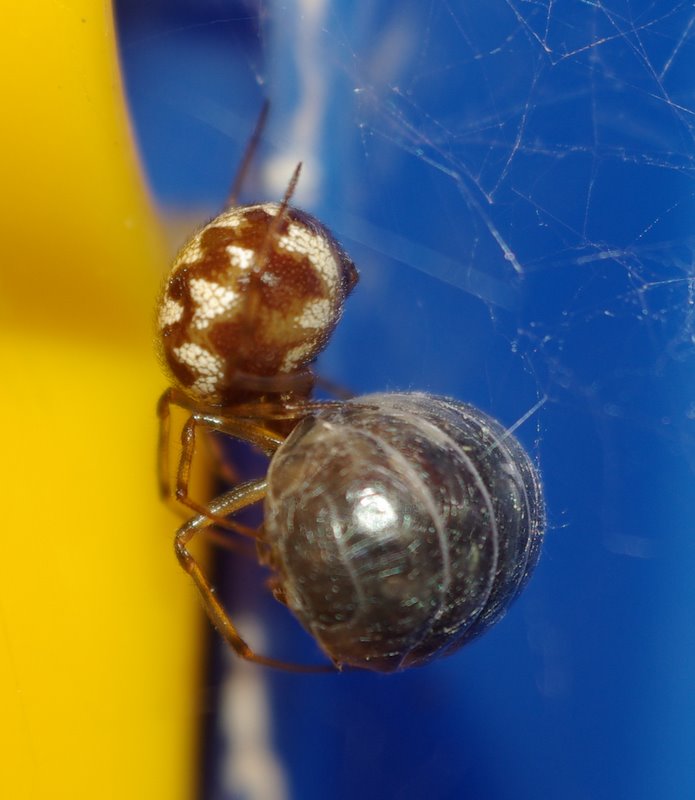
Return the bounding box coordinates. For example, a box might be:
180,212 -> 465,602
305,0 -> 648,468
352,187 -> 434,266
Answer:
157,105 -> 545,673
157,103 -> 358,670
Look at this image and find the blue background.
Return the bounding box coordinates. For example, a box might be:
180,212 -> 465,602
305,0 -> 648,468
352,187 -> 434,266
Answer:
116,2 -> 695,798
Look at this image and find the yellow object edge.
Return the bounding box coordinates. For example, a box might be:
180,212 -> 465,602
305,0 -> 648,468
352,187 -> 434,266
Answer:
0,4 -> 201,799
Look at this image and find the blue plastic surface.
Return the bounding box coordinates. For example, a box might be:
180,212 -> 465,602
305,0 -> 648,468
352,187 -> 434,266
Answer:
116,2 -> 695,798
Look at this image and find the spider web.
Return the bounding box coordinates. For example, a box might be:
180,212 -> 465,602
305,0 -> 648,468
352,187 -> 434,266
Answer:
323,0 -> 695,421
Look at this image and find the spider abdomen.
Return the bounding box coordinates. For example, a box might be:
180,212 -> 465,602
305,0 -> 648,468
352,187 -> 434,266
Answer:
262,392 -> 545,672
157,203 -> 358,403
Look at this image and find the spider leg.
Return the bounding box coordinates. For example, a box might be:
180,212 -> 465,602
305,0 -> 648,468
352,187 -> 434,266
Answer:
225,99 -> 270,208
175,480 -> 337,673
175,413 -> 284,537
314,375 -> 354,400
224,397 -> 340,422
158,386 -> 284,536
158,388 -> 263,523
166,433 -> 247,525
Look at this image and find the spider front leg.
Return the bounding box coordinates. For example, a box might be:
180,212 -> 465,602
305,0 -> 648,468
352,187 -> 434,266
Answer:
175,412 -> 284,537
158,387 -> 240,501
158,387 -> 283,537
175,479 -> 336,673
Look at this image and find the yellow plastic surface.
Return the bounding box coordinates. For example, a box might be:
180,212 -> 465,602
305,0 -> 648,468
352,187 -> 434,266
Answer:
0,4 -> 200,798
